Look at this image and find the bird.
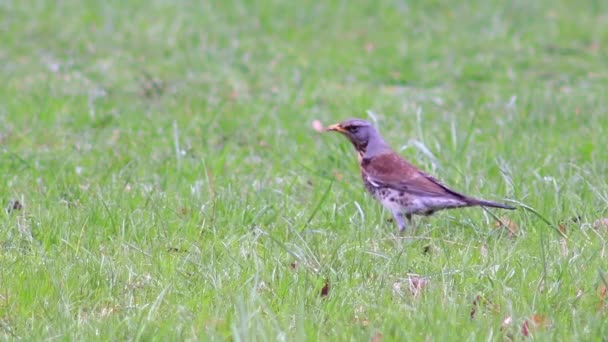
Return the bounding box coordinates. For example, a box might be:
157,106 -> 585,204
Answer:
326,118 -> 515,232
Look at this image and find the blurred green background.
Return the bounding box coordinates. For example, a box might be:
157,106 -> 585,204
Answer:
1,0 -> 607,340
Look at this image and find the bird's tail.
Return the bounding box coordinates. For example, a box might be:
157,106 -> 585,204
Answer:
467,198 -> 516,210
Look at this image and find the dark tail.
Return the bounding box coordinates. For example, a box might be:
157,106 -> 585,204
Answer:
467,198 -> 516,210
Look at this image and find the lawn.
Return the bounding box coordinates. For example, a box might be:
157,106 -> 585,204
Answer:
1,0 -> 608,340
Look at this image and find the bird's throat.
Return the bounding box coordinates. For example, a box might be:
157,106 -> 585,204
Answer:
351,139 -> 368,155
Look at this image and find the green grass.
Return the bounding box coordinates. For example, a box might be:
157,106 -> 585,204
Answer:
2,0 -> 608,340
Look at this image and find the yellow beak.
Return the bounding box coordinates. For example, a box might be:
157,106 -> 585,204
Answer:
326,123 -> 346,133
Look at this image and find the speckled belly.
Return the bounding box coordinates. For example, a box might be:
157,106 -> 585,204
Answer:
361,174 -> 465,215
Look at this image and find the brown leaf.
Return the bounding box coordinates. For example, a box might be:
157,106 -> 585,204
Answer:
392,275 -> 429,297
312,120 -> 325,132
470,295 -> 484,319
598,283 -> 607,311
166,247 -> 187,253
364,42 -> 376,53
290,261 -> 298,270
470,294 -> 499,319
494,217 -> 517,237
320,279 -> 330,297
470,296 -> 480,320
599,283 -> 607,300
521,319 -> 530,337
7,200 -> 22,213
522,314 -> 551,336
371,332 -> 383,342
408,276 -> 428,296
558,215 -> 582,233
532,314 -> 550,328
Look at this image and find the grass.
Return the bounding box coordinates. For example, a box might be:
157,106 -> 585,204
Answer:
1,0 -> 608,340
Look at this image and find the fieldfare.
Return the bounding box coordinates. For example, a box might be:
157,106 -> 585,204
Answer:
327,118 -> 515,231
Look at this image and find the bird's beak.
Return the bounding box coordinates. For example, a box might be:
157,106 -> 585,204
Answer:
326,123 -> 346,133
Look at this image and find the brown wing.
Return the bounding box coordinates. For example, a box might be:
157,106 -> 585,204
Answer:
361,152 -> 467,199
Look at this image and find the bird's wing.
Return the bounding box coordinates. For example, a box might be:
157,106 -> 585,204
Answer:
361,152 -> 467,199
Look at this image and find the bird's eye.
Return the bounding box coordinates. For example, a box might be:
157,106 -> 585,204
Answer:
349,126 -> 359,133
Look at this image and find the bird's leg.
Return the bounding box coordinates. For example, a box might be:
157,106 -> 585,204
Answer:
405,214 -> 415,234
393,212 -> 412,232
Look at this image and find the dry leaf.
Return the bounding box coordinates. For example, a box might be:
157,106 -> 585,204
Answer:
470,295 -> 481,319
99,305 -> 120,318
365,42 -> 376,53
257,281 -> 269,293
408,276 -> 429,296
392,281 -> 402,295
353,305 -> 369,326
521,320 -> 530,337
6,200 -> 22,213
393,275 -> 429,297
290,261 -> 298,270
532,314 -> 551,328
357,316 -> 369,327
558,223 -> 567,235
480,244 -> 489,259
598,283 -> 607,311
470,295 -> 484,319
312,120 -> 325,132
522,314 -> 551,336
470,294 -> 499,319
320,279 -> 330,297
559,236 -> 569,257
593,218 -> 608,231
494,217 -> 517,237
423,245 -> 432,255
599,283 -> 607,300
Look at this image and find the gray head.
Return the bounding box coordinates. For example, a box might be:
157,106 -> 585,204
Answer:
326,118 -> 390,157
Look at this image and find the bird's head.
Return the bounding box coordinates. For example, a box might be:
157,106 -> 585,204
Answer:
326,118 -> 386,155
